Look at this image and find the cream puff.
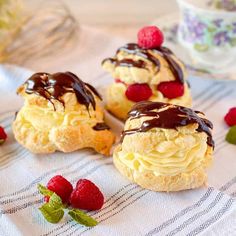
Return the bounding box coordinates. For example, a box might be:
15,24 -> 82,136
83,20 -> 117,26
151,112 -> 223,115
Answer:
102,26 -> 192,120
113,101 -> 214,191
12,72 -> 115,155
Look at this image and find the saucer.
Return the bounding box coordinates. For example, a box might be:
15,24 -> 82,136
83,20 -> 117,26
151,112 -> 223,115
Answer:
153,13 -> 236,81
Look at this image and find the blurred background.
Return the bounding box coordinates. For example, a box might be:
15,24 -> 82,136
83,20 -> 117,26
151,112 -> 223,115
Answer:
26,0 -> 176,24
0,0 -> 178,72
25,0 -> 176,39
1,0 -> 236,79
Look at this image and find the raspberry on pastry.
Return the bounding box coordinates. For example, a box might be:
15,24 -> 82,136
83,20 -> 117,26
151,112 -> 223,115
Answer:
102,26 -> 192,120
12,72 -> 115,155
113,101 -> 214,192
125,83 -> 153,102
138,26 -> 164,49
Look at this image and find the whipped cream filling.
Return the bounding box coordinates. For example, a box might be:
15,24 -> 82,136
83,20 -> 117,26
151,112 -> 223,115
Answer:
116,131 -> 211,176
18,98 -> 103,131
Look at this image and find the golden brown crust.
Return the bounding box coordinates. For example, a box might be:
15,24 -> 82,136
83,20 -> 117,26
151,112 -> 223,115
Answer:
113,145 -> 213,191
13,85 -> 115,156
12,120 -> 115,155
50,125 -> 115,155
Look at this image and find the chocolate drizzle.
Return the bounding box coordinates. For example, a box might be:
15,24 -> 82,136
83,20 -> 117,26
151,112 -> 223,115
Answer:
14,111 -> 18,121
24,72 -> 101,112
92,122 -> 110,131
121,101 -> 214,148
153,47 -> 184,84
104,58 -> 147,69
116,43 -> 160,68
103,43 -> 184,84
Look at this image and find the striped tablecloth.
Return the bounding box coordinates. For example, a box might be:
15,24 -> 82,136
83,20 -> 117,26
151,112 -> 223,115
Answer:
0,27 -> 236,236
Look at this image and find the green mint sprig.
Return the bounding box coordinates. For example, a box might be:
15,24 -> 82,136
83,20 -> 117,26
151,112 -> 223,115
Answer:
69,209 -> 98,226
37,184 -> 98,226
225,126 -> 236,145
39,193 -> 64,224
38,184 -> 54,197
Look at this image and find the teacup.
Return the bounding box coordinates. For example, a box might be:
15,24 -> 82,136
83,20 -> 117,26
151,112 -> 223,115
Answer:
177,0 -> 236,72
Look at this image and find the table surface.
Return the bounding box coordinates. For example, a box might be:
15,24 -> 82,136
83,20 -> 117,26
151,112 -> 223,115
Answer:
1,2 -> 236,235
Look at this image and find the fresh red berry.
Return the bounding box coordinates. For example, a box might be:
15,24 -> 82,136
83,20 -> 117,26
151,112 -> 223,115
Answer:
70,179 -> 104,211
138,26 -> 164,49
46,175 -> 73,203
224,107 -> 236,126
44,196 -> 50,202
125,83 -> 153,102
157,81 -> 184,99
0,126 -> 7,144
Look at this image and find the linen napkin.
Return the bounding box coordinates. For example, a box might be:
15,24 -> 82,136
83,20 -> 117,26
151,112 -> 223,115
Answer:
0,27 -> 236,236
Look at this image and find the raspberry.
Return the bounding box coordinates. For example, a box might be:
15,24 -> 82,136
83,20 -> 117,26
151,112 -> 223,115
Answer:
46,175 -> 73,203
224,107 -> 236,126
0,126 -> 7,144
69,179 -> 104,211
44,196 -> 50,203
125,83 -> 153,102
157,81 -> 184,99
138,26 -> 164,49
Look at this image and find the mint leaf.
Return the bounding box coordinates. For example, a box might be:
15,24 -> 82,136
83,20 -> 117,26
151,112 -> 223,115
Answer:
48,193 -> 64,209
68,209 -> 98,227
39,203 -> 64,224
37,186 -> 98,227
37,184 -> 54,197
226,126 -> 236,145
39,193 -> 64,224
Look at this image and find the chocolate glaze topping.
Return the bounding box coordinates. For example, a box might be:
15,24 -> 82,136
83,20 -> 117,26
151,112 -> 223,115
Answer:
103,43 -> 184,84
103,58 -> 147,69
92,122 -> 110,131
154,47 -> 184,84
14,111 -> 18,121
116,43 -> 160,68
24,72 -> 101,112
121,101 -> 214,148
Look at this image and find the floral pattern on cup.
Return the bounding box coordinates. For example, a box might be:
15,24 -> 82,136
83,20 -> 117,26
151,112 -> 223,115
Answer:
208,0 -> 236,11
179,10 -> 236,52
